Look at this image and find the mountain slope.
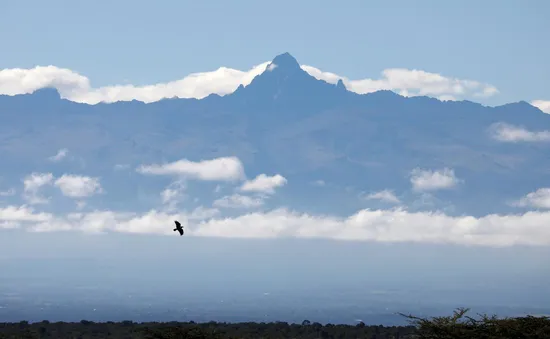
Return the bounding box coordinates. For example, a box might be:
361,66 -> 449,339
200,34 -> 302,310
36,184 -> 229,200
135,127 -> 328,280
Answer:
0,53 -> 549,217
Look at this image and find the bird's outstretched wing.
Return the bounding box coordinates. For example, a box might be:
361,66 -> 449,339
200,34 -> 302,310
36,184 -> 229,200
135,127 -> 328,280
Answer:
173,220 -> 184,236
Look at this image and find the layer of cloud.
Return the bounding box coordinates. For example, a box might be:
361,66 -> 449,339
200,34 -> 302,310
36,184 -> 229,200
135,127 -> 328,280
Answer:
48,148 -> 69,162
54,174 -> 102,198
531,100 -> 550,114
363,189 -> 401,204
240,174 -> 287,194
410,168 -> 461,192
302,66 -> 499,101
137,156 -> 245,182
22,172 -> 54,204
0,205 -> 52,229
0,63 -> 269,104
489,122 -> 550,142
213,194 -> 265,209
10,205 -> 550,247
0,59 -> 499,104
513,188 -> 550,209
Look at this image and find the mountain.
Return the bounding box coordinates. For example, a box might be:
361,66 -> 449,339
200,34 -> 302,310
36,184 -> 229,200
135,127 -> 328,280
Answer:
0,52 -> 549,217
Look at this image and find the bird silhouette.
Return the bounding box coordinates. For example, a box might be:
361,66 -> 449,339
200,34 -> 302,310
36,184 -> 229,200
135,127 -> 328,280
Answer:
173,220 -> 184,236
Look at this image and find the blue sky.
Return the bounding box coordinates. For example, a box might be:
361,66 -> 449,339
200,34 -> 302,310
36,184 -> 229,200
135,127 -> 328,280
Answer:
1,0 -> 549,106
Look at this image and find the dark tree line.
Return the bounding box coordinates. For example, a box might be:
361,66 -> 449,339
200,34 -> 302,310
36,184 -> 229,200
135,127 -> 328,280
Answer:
1,308 -> 549,338
0,320 -> 415,339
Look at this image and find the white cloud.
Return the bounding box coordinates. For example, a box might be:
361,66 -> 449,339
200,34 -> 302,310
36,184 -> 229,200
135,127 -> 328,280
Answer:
311,180 -> 326,187
363,189 -> 401,204
32,211 -> 128,234
48,148 -> 68,162
160,180 -> 186,212
213,194 -> 265,209
0,59 -> 499,104
17,206 -> 550,247
30,210 -> 178,235
0,188 -> 16,197
0,221 -> 19,229
137,156 -> 246,182
513,188 -> 550,209
240,174 -> 287,194
114,164 -> 130,171
410,168 -> 461,192
75,201 -> 87,210
0,62 -> 270,104
161,183 -> 183,204
437,94 -> 457,101
22,172 -> 54,204
188,206 -> 220,221
54,174 -> 102,198
489,122 -> 550,142
302,65 -> 499,100
531,100 -> 550,114
0,205 -> 52,222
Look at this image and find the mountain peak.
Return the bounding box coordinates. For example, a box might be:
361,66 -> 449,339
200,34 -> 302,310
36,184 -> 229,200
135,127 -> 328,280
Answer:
269,52 -> 300,71
32,87 -> 62,99
336,79 -> 347,90
225,52 -> 359,110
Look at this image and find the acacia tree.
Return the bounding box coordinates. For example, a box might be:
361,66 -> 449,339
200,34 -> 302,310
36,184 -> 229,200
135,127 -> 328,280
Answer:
398,307 -> 550,339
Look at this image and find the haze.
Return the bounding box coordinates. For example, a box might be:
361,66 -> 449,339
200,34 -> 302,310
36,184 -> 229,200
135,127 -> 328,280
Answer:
1,0 -> 550,326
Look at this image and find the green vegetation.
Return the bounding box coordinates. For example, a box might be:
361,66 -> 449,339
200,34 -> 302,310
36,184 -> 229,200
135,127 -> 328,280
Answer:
399,307 -> 550,339
0,308 -> 549,338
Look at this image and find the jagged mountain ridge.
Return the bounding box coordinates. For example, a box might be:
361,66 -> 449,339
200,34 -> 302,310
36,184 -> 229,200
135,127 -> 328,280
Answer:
2,52 -> 539,111
0,53 -> 549,217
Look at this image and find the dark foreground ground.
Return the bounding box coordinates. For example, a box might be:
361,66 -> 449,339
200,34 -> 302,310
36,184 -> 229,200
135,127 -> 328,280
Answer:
1,308 -> 549,338
1,320 -> 415,339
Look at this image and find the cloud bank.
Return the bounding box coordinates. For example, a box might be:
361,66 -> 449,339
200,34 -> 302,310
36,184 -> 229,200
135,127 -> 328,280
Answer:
3,203 -> 550,247
302,66 -> 498,101
0,58 -> 503,104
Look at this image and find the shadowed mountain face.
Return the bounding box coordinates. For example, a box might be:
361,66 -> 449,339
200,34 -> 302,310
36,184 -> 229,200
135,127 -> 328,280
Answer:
0,53 -> 549,217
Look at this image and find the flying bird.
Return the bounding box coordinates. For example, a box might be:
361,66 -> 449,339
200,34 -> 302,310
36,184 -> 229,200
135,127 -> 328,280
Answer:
173,220 -> 184,236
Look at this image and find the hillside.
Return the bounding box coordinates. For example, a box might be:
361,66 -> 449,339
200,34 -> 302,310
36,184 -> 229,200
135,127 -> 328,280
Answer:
1,53 -> 549,220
